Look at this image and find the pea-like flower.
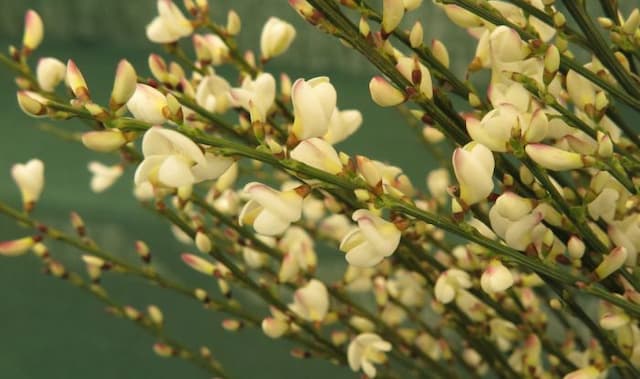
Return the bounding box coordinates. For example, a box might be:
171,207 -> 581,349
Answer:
36,57 -> 66,92
134,127 -> 233,188
195,74 -> 231,114
347,333 -> 392,378
339,210 -> 401,267
288,279 -> 329,322
88,162 -> 123,193
127,84 -> 169,124
146,0 -> 193,44
452,142 -> 495,206
229,73 -> 276,123
291,77 -> 337,140
12,159 -> 44,210
260,17 -> 296,60
239,182 -> 304,236
434,269 -> 472,304
289,137 -> 343,174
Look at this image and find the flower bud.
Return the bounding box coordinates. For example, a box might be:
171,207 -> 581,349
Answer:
403,0 -> 422,11
525,144 -> 586,171
452,142 -> 495,206
226,10 -> 241,35
0,236 -> 38,257
147,305 -> 164,326
599,312 -> 629,330
262,317 -> 289,339
544,45 -> 560,75
382,0 -> 404,35
291,77 -> 337,140
66,59 -> 90,100
12,159 -> 44,209
81,130 -> 127,152
359,17 -> 371,37
126,84 -> 169,124
480,260 -> 514,294
195,231 -> 212,253
369,76 -> 405,107
596,132 -> 613,158
622,9 -> 640,34
290,138 -> 342,174
567,236 -> 585,260
409,22 -> 423,48
148,54 -> 169,83
110,59 -> 137,110
153,343 -> 175,357
36,57 -> 66,92
22,10 -> 44,52
594,247 -> 627,280
17,91 -> 48,117
181,253 -> 215,275
260,17 -> 296,60
431,40 -> 450,69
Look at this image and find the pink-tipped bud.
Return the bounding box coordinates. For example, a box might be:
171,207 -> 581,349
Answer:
110,60 -> 137,110
261,317 -> 289,339
181,253 -> 215,275
148,54 -> 169,83
369,76 -> 405,107
81,130 -> 127,152
153,343 -> 175,357
0,236 -> 38,257
544,45 -> 560,74
480,259 -> 514,294
135,240 -> 151,262
222,319 -> 242,331
66,60 -> 90,100
22,10 -> 44,52
594,247 -> 627,280
525,144 -> 587,171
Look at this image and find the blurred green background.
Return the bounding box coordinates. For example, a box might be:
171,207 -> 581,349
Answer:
0,1 -> 474,378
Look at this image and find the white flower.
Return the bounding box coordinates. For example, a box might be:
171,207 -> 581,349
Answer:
288,279 -> 329,322
369,76 -> 405,107
88,162 -> 123,193
260,17 -> 296,60
480,260 -> 514,294
290,137 -> 342,174
195,75 -> 231,114
347,333 -> 392,378
12,159 -> 44,207
36,57 -> 66,92
291,77 -> 337,140
127,84 -> 169,124
229,73 -> 276,123
434,269 -> 471,304
426,168 -> 450,202
452,142 -> 495,205
319,214 -> 356,242
262,306 -> 289,339
323,108 -> 362,144
339,209 -> 401,267
134,127 -> 233,188
277,226 -> 317,283
239,182 -> 304,236
146,0 -> 193,43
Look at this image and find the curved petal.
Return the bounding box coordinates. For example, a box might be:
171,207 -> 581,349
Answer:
253,209 -> 291,236
191,153 -> 234,182
157,155 -> 195,187
134,155 -> 166,185
346,241 -> 384,267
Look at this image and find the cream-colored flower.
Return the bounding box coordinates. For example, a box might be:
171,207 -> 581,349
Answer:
36,57 -> 66,92
229,73 -> 276,123
480,260 -> 514,294
290,137 -> 342,174
340,209 -> 401,267
127,84 -> 169,124
288,279 -> 329,322
291,77 -> 337,140
260,17 -> 296,60
434,269 -> 471,304
134,127 -> 233,188
452,142 -> 494,205
146,0 -> 193,43
12,159 -> 44,207
239,182 -> 304,236
88,162 -> 123,193
195,74 -> 231,114
347,333 -> 392,378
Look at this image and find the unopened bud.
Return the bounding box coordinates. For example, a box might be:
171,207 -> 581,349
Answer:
181,253 -> 215,275
369,76 -> 405,107
382,0 -> 404,36
153,343 -> 175,357
17,91 -> 48,117
226,10 -> 241,35
66,60 -> 90,100
222,319 -> 242,331
409,22 -> 423,48
148,305 -> 164,326
110,60 -> 137,110
596,132 -> 613,158
431,39 -> 449,68
22,10 -> 44,53
595,247 -> 627,280
0,236 -> 38,256
81,130 -> 127,152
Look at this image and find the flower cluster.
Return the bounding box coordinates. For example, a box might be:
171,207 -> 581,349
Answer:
3,1 -> 640,379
